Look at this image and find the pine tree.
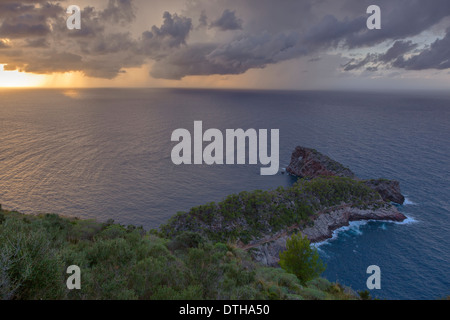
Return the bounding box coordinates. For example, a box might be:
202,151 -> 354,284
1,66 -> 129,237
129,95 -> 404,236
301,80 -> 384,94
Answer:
279,233 -> 326,284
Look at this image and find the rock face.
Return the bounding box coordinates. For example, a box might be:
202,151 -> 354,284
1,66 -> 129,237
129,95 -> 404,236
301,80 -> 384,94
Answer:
247,146 -> 408,266
364,180 -> 405,205
302,206 -> 406,243
164,146 -> 408,267
252,206 -> 407,267
287,146 -> 405,205
252,237 -> 288,267
287,146 -> 356,179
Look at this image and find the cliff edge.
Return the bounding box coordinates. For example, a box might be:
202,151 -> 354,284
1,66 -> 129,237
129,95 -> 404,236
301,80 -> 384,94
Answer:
162,146 -> 407,267
287,146 -> 405,205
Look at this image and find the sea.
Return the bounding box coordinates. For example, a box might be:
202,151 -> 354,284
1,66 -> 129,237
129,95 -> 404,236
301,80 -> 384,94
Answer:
0,88 -> 448,300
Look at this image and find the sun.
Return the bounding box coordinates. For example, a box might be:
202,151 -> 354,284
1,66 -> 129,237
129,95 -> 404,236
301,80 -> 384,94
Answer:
0,64 -> 47,88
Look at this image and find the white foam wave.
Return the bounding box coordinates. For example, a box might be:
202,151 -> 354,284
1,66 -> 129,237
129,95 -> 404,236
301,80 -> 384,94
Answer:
403,197 -> 416,205
313,220 -> 367,248
312,214 -> 417,248
392,215 -> 418,225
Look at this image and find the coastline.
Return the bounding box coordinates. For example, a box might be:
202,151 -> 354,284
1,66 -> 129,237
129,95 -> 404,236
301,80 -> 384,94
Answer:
0,206 -> 361,300
161,146 -> 409,267
0,145 -> 415,299
242,204 -> 406,266
302,205 -> 406,243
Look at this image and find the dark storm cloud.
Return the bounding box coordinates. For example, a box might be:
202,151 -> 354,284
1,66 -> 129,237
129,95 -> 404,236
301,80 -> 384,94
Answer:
343,54 -> 376,71
210,9 -> 243,31
150,31 -> 306,79
101,0 -> 136,25
150,0 -> 450,79
393,29 -> 450,70
342,28 -> 450,72
82,32 -> 137,55
379,41 -> 418,63
342,0 -> 450,48
198,10 -> 208,28
0,3 -> 35,16
0,0 -> 64,16
0,23 -> 51,38
62,6 -> 106,38
22,52 -> 83,74
149,43 -> 218,79
0,1 -> 64,38
0,0 -> 142,78
303,15 -> 367,49
343,40 -> 418,71
185,0 -> 316,34
24,38 -> 49,48
141,11 -> 192,59
0,0 -> 449,80
301,0 -> 450,49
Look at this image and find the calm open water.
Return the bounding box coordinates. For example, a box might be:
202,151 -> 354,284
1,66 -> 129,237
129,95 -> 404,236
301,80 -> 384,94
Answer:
0,88 -> 448,299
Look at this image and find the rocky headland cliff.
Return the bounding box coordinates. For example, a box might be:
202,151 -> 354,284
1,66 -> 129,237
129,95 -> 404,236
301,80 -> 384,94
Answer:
162,146 -> 407,266
287,146 -> 405,205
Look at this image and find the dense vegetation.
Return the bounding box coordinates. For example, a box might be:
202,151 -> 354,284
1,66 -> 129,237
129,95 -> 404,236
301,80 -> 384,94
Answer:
162,176 -> 386,244
0,176 -> 390,300
0,209 -> 356,300
279,234 -> 326,285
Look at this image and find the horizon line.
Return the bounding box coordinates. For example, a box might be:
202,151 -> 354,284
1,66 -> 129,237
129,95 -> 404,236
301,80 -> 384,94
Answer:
1,86 -> 450,94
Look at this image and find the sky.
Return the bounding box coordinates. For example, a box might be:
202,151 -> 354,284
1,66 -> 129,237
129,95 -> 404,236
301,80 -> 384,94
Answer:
0,0 -> 449,90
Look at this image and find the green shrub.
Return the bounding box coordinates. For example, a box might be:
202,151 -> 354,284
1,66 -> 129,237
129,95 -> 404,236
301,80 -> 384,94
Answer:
0,210 -> 357,300
0,218 -> 65,300
167,231 -> 205,252
299,287 -> 327,300
358,290 -> 373,300
306,278 -> 332,291
279,233 -> 325,285
151,285 -> 203,300
97,225 -> 127,240
68,219 -> 103,242
256,267 -> 302,293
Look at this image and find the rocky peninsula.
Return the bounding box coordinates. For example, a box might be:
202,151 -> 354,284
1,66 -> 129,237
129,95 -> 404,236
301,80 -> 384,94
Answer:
0,146 -> 408,300
163,146 -> 407,266
287,146 -> 405,205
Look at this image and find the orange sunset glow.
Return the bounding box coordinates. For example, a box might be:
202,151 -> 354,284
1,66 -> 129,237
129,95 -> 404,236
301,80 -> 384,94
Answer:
0,0 -> 449,303
0,65 -> 47,88
0,0 -> 449,90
